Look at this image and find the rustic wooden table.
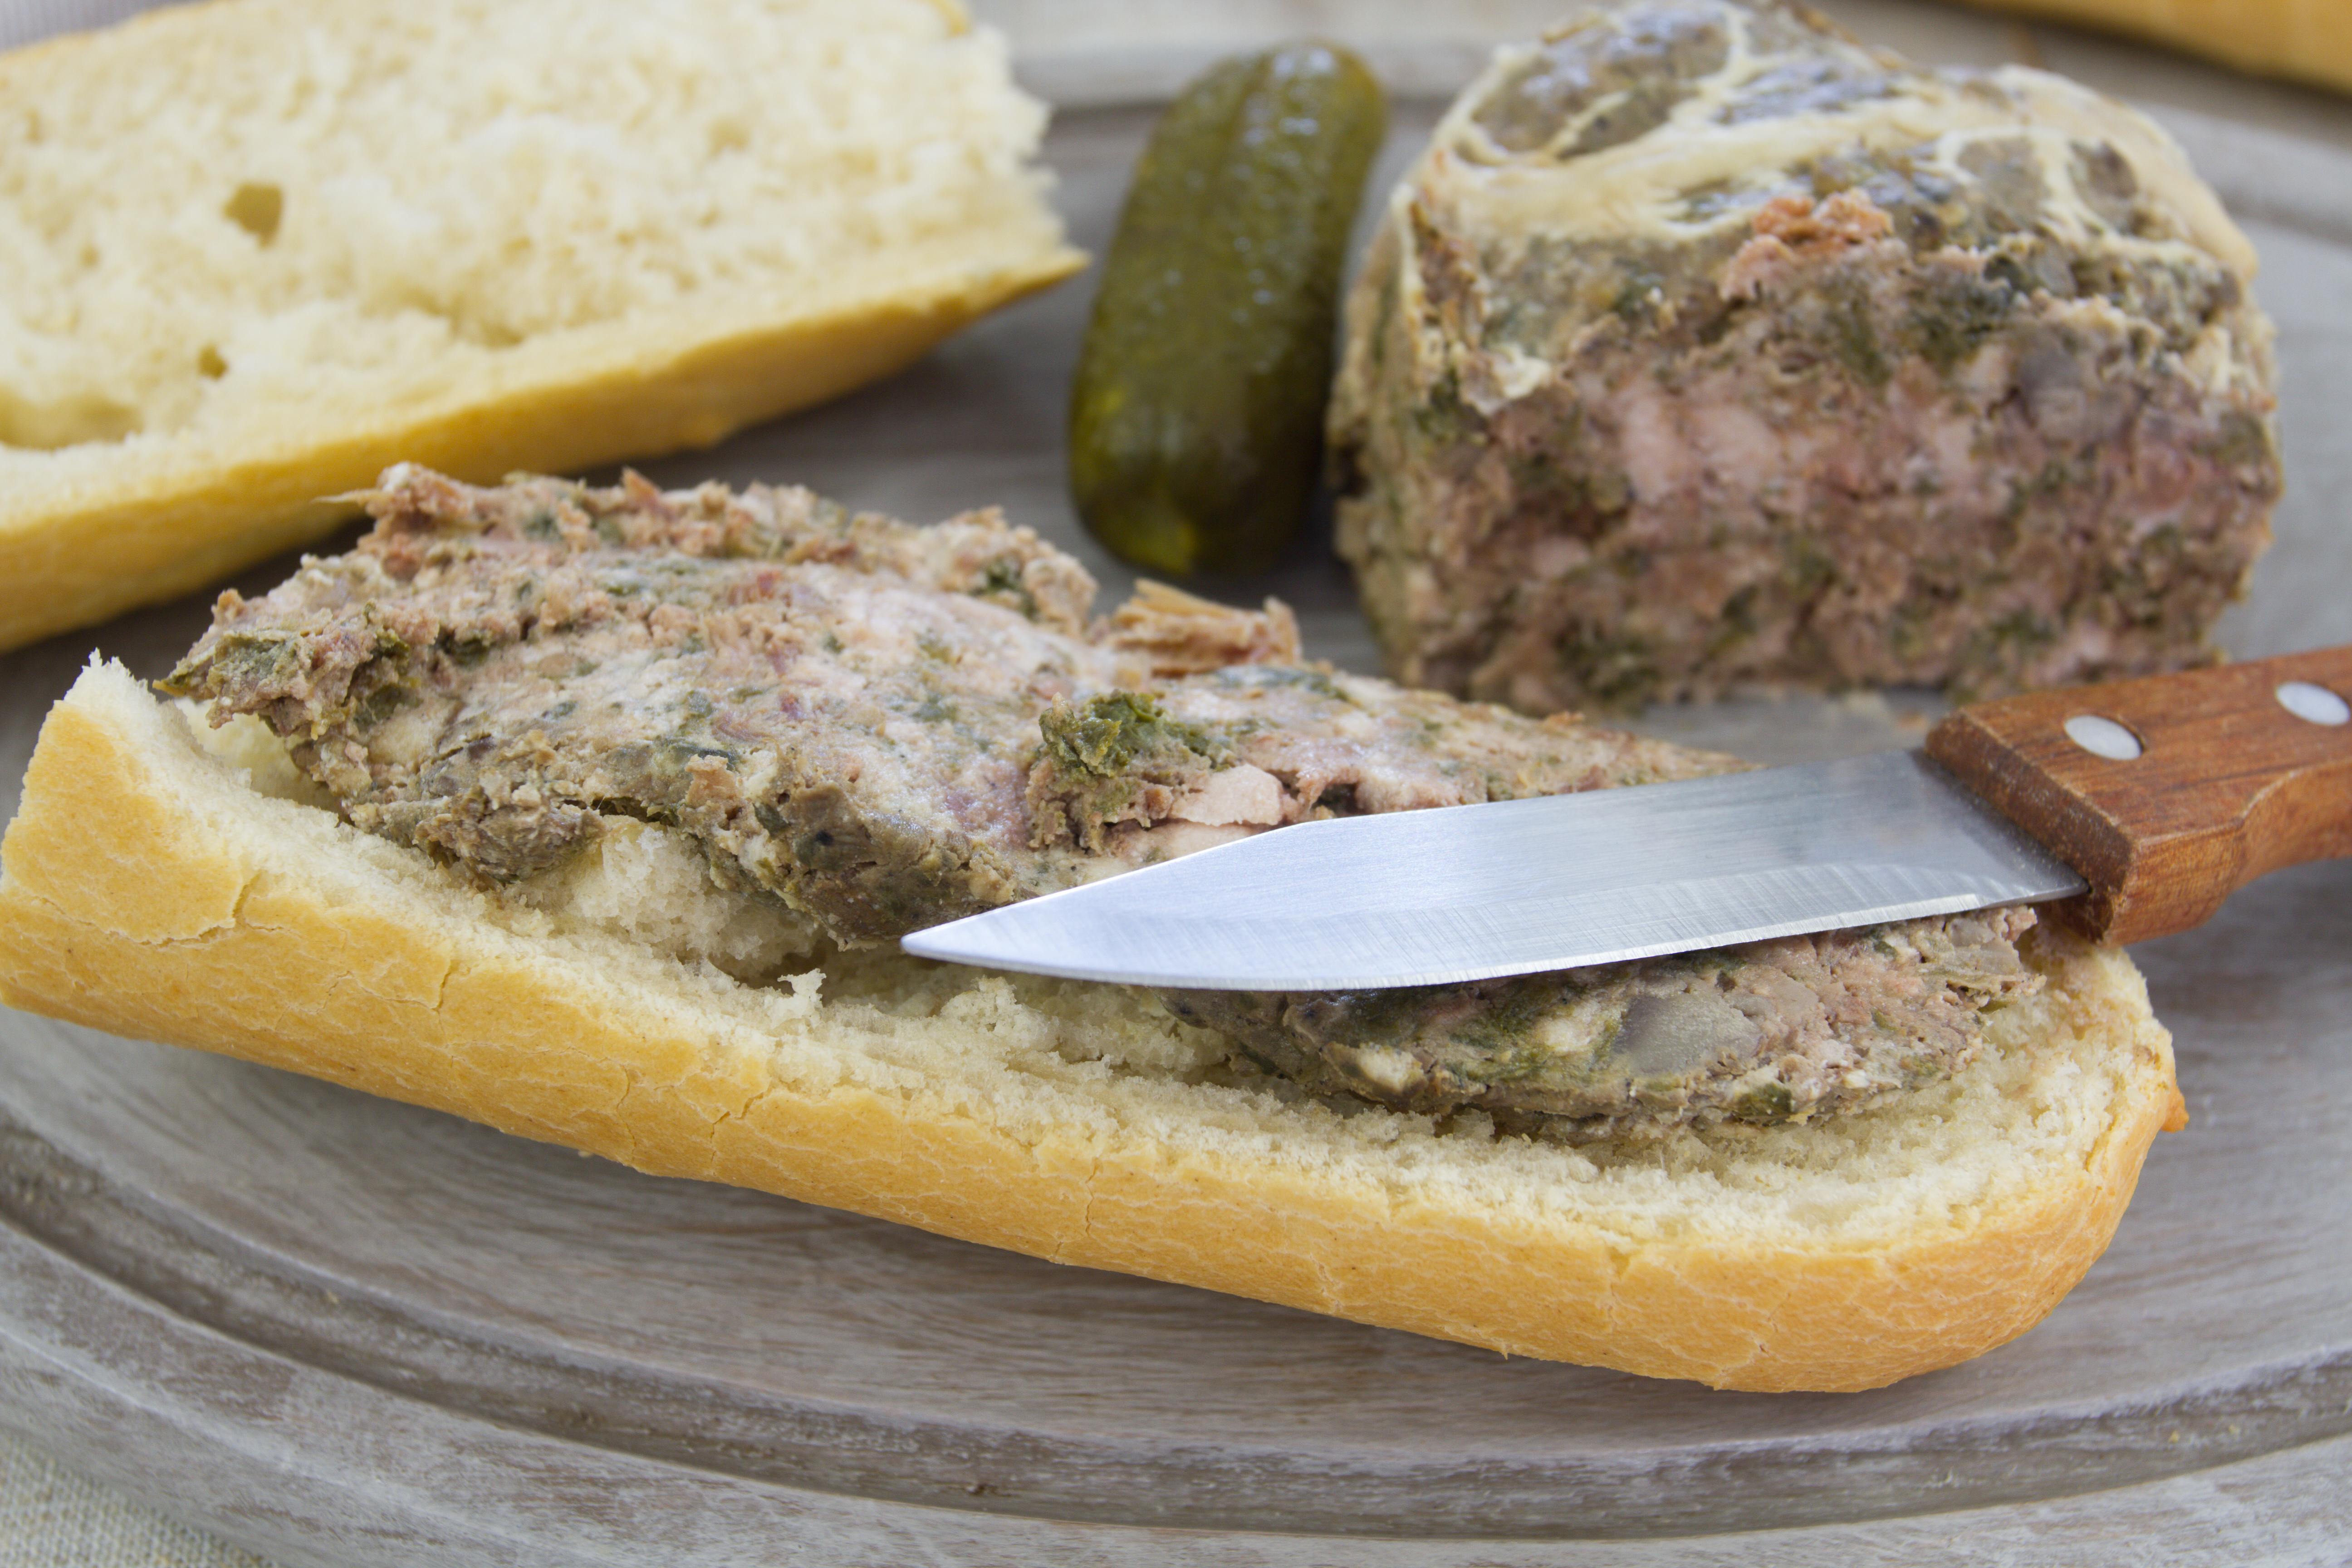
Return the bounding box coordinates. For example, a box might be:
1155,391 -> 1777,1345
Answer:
3,2 -> 2350,1563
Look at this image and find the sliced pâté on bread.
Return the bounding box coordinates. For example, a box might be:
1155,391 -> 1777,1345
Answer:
0,0 -> 1081,650
0,660 -> 2184,1392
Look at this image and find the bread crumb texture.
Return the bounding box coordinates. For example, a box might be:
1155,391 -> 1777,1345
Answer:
0,0 -> 1081,647
0,663 -> 2182,1391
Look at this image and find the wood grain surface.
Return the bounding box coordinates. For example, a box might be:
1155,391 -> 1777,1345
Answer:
1929,646 -> 2352,943
2,3 -> 2352,1564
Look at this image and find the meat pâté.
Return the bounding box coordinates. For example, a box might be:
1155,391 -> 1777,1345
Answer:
166,466 -> 2047,1142
1330,0 -> 2280,712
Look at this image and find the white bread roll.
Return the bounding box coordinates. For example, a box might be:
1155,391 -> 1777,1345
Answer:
0,0 -> 1081,650
0,660 -> 2184,1392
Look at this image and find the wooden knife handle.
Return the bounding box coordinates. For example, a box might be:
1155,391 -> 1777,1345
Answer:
1925,645 -> 2352,946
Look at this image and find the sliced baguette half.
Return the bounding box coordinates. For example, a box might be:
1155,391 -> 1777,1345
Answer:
0,662 -> 2185,1392
0,0 -> 1081,650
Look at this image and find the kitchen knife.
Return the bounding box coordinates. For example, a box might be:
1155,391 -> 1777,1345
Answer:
900,645 -> 2352,990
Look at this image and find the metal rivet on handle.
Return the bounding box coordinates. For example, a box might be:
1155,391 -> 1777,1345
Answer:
2277,681 -> 2351,726
2064,714 -> 2144,761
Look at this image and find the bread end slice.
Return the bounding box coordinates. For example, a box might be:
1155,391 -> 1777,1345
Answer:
0,663 -> 2185,1391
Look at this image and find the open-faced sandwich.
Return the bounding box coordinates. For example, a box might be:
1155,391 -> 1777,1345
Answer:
0,466 -> 2181,1392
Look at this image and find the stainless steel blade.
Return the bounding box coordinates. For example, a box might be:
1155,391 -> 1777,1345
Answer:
898,750 -> 2089,990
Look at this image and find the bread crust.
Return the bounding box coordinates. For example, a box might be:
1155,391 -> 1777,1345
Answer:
0,665 -> 2185,1392
0,0 -> 1083,651
1958,0 -> 2352,94
0,257 -> 1078,651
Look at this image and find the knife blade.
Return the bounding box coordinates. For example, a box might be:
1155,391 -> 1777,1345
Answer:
901,644 -> 2352,990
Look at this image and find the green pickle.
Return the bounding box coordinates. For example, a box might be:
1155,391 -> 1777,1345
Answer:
1069,43 -> 1387,575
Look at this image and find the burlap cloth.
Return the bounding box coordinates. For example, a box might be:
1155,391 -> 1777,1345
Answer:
0,1429 -> 278,1568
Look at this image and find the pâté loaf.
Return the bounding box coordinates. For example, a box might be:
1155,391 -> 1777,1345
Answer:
1328,0 -> 2280,710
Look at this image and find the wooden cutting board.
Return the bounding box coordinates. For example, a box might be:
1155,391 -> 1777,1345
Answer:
3,3 -> 2351,1562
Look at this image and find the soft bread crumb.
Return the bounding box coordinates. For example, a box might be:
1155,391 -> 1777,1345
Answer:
178,705 -> 333,810
0,0 -> 1050,459
0,0 -> 1082,648
510,821 -> 821,984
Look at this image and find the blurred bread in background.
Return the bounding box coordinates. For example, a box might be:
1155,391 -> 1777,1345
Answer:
1958,0 -> 2352,94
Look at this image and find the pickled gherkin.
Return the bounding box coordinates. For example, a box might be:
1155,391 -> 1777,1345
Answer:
1069,43 -> 1386,575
